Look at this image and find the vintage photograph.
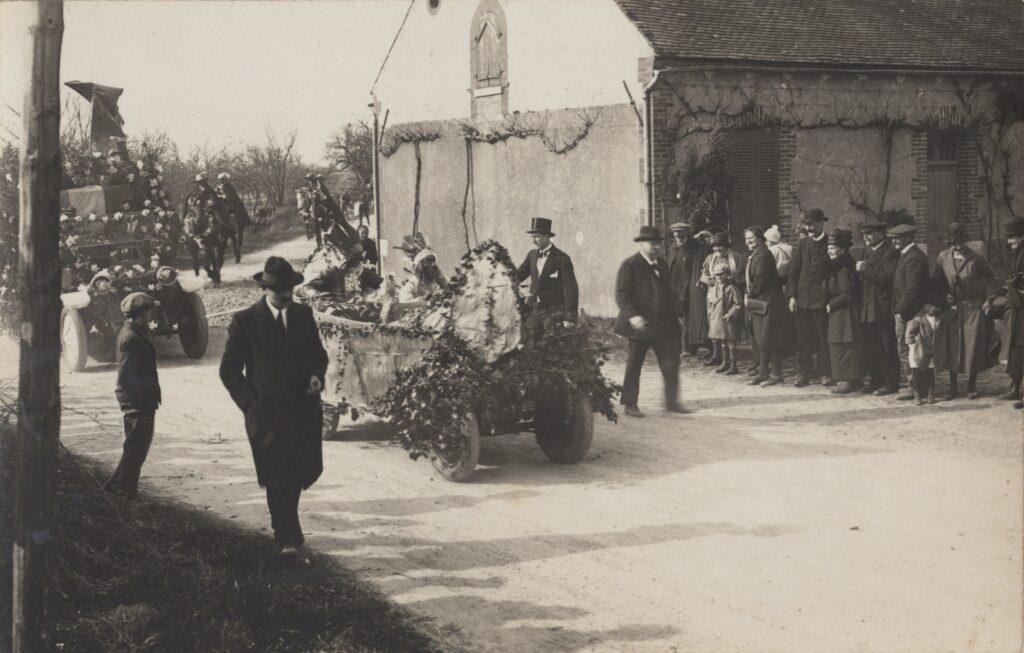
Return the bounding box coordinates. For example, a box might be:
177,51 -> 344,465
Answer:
1,1 -> 1022,651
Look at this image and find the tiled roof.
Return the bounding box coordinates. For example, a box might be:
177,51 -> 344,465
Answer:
613,0 -> 1024,72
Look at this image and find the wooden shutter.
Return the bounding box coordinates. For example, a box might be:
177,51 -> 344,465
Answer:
725,128 -> 779,239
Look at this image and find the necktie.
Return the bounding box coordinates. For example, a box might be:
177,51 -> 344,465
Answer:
276,308 -> 286,333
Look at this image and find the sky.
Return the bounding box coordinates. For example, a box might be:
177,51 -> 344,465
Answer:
0,0 -> 411,164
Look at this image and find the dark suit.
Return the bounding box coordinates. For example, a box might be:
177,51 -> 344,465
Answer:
859,239 -> 900,389
217,180 -> 251,263
516,245 -> 579,340
826,253 -> 861,382
892,244 -> 930,379
220,298 -> 329,546
107,321 -> 161,498
614,252 -> 681,408
361,237 -> 379,266
788,234 -> 831,378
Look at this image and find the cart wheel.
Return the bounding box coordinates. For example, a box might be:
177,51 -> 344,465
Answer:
431,413 -> 481,482
60,307 -> 89,372
178,293 -> 209,359
535,392 -> 593,464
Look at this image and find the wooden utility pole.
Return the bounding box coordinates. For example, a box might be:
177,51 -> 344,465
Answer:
370,95 -> 383,275
11,2 -> 64,651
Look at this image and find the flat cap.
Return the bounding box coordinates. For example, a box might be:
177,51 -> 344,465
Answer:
886,223 -> 916,237
121,292 -> 160,317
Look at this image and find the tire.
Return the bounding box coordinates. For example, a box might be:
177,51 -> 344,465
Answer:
535,392 -> 593,464
431,413 -> 481,482
178,293 -> 209,359
60,307 -> 89,372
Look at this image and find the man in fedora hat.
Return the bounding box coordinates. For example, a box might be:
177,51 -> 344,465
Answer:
788,208 -> 833,387
856,220 -> 901,395
614,226 -> 689,417
220,256 -> 329,556
216,172 -> 252,264
888,222 -> 930,400
515,217 -> 579,341
106,292 -> 161,499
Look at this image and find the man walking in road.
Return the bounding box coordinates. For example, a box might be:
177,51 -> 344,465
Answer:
615,226 -> 689,417
216,172 -> 252,264
856,221 -> 901,395
788,208 -> 832,387
106,292 -> 162,499
220,256 -> 329,557
515,217 -> 579,341
889,223 -> 931,401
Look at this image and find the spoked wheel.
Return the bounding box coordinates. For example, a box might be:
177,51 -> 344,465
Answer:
60,307 -> 89,372
178,293 -> 209,359
535,391 -> 593,464
431,413 -> 481,482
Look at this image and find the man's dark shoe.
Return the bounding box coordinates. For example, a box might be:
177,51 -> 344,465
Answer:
874,386 -> 898,396
665,402 -> 691,414
999,386 -> 1021,401
746,367 -> 760,377
831,382 -> 855,395
821,377 -> 836,387
1014,400 -> 1024,410
760,377 -> 782,387
748,376 -> 769,385
896,389 -> 916,401
624,405 -> 645,418
703,357 -> 721,367
793,377 -> 810,388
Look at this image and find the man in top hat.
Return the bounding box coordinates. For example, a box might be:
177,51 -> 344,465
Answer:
993,215 -> 1024,408
220,256 -> 329,557
855,220 -> 901,395
515,217 -> 579,341
888,222 -> 930,400
106,292 -> 161,499
216,172 -> 252,264
614,226 -> 689,417
788,208 -> 833,387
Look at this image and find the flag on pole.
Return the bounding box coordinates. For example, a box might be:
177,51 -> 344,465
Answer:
64,81 -> 126,152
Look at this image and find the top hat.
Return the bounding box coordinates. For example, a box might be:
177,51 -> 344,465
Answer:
634,225 -> 663,242
945,222 -> 968,245
669,221 -> 691,232
527,217 -> 555,237
1006,215 -> 1024,238
254,256 -> 304,289
886,223 -> 916,238
801,208 -> 828,225
121,292 -> 160,317
828,228 -> 853,248
711,231 -> 730,247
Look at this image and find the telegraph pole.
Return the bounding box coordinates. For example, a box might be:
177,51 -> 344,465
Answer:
11,1 -> 64,651
370,94 -> 382,275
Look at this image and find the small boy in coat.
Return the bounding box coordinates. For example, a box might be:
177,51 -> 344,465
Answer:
106,292 -> 161,499
707,261 -> 744,375
906,292 -> 956,405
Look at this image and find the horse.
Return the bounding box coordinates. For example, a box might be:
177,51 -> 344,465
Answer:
296,187 -> 322,247
183,191 -> 231,287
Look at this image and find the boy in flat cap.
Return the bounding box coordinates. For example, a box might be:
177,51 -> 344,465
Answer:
106,292 -> 162,499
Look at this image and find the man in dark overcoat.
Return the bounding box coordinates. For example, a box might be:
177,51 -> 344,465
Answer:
515,217 -> 579,341
667,222 -> 697,354
856,221 -> 901,395
889,223 -> 931,401
216,172 -> 252,264
788,208 -> 832,386
615,226 -> 688,417
993,215 -> 1024,408
106,292 -> 162,499
220,256 -> 329,556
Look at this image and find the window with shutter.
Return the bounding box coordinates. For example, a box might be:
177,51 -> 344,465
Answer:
469,0 -> 508,119
724,128 -> 779,239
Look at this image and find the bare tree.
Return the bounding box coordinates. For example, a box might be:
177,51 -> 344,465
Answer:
244,130 -> 305,209
324,121 -> 372,195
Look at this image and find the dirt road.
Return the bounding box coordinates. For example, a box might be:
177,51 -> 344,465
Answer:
6,239 -> 1022,652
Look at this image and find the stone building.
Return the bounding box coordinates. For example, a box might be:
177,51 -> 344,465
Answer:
374,0 -> 1024,315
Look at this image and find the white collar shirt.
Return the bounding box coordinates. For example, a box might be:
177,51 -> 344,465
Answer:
812,231 -> 826,242
266,297 -> 288,330
900,243 -> 915,256
536,245 -> 553,260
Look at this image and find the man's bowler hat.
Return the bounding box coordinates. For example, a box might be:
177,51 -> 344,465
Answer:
827,228 -> 853,248
801,208 -> 828,225
254,256 -> 304,289
634,225 -> 663,242
527,217 -> 555,237
1005,216 -> 1024,238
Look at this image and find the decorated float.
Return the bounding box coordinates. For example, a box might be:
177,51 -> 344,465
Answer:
299,236 -> 619,482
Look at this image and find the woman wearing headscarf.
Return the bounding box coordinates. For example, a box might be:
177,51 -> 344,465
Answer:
932,222 -> 1000,399
743,226 -> 787,385
825,228 -> 862,394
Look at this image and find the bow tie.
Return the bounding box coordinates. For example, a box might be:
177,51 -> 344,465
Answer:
537,250 -> 550,259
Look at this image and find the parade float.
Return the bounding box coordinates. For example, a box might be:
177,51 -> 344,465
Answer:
300,235 -> 619,482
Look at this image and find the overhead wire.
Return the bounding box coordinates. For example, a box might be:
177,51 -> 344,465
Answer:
370,0 -> 417,95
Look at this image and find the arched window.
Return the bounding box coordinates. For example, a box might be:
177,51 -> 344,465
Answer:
470,0 -> 507,118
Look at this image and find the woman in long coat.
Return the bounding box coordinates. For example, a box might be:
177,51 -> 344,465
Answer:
743,226 -> 787,385
825,229 -> 862,394
933,222 -> 1000,399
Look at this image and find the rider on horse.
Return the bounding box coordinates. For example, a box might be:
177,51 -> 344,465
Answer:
183,172 -> 230,286
216,172 -> 252,263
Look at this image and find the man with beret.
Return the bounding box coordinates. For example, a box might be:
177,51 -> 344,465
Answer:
216,172 -> 252,264
889,222 -> 931,400
105,292 -> 161,499
788,208 -> 833,386
220,256 -> 329,556
515,217 -> 579,341
614,226 -> 689,417
993,215 -> 1024,408
856,220 -> 901,395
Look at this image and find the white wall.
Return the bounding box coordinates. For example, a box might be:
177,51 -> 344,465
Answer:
373,0 -> 653,124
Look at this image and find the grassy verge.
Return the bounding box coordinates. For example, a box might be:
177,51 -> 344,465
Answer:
41,446 -> 456,652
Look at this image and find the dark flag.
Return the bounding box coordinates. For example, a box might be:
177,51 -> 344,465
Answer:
65,81 -> 127,152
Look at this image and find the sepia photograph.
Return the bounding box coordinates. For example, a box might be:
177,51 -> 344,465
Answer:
0,0 -> 1022,651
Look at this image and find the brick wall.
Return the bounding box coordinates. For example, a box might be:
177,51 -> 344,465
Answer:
910,130 -> 929,240
777,127 -> 796,239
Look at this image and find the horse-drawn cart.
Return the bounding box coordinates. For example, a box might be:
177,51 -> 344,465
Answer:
309,242 -> 599,482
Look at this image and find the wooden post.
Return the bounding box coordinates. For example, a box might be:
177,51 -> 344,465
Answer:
370,96 -> 383,275
12,2 -> 63,651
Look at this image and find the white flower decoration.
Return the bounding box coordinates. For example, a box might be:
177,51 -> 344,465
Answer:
136,160 -> 145,169
132,264 -> 145,273
154,222 -> 163,231
154,163 -> 163,173
59,215 -> 69,223
141,209 -> 150,217
127,173 -> 135,182
113,265 -> 123,272
101,215 -> 109,223
149,179 -> 158,188
113,212 -> 124,220
144,199 -> 152,207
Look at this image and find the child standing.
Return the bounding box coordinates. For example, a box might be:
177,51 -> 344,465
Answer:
906,291 -> 956,405
707,261 -> 744,375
